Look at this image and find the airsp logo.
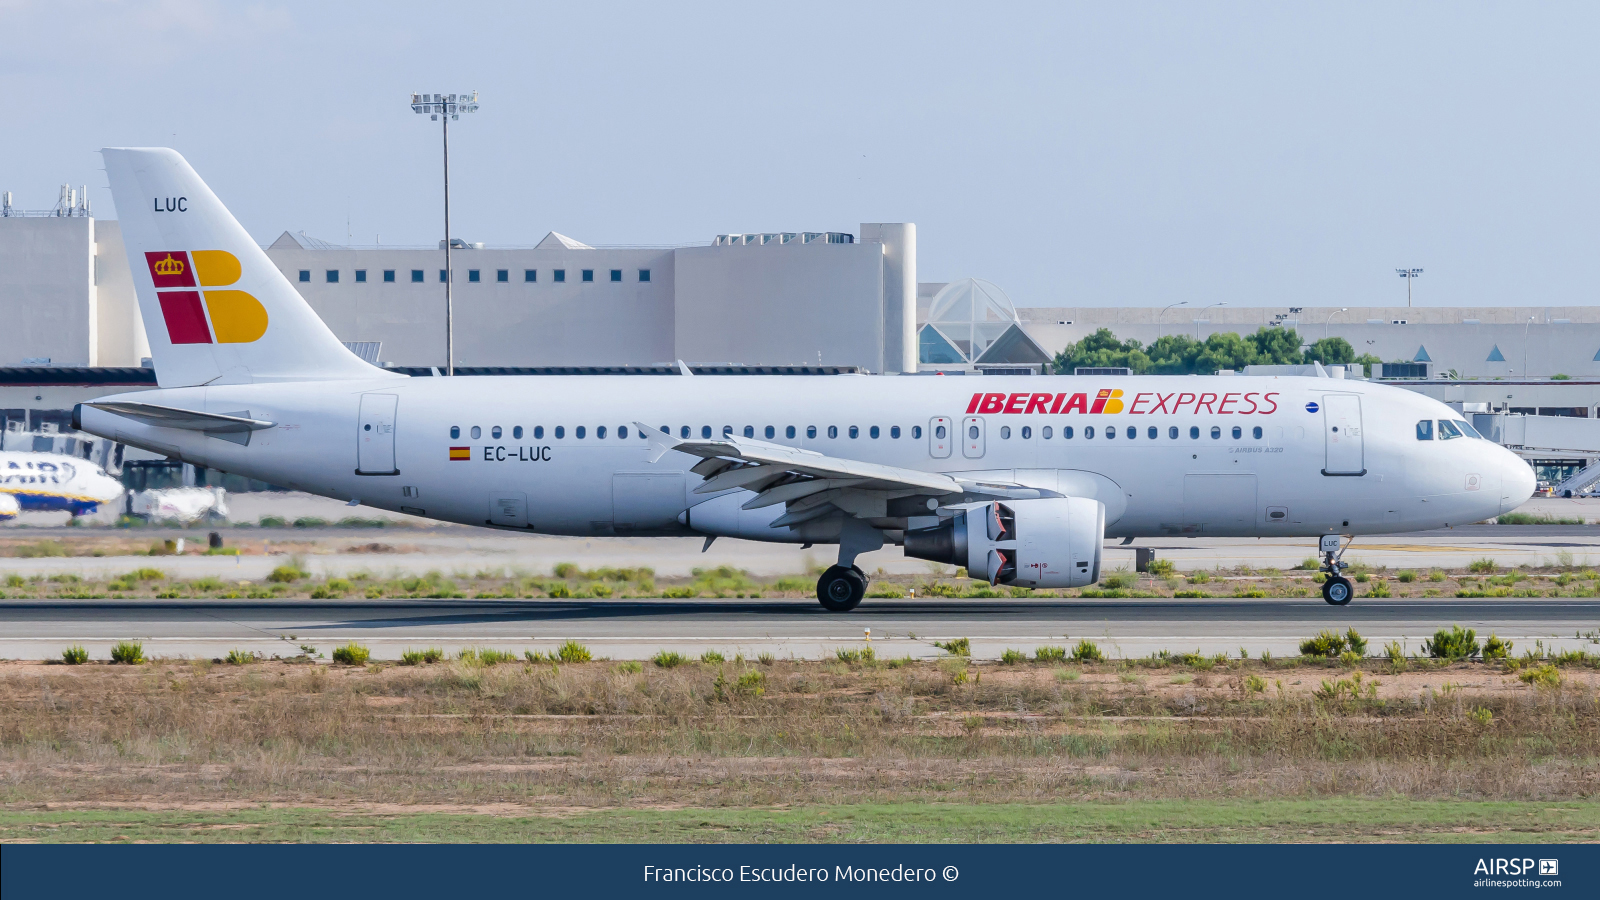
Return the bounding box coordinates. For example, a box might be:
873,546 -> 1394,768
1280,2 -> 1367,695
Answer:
1539,859 -> 1559,876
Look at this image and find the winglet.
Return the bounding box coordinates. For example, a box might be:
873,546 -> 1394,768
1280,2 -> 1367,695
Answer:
637,422 -> 678,463
676,359 -> 693,376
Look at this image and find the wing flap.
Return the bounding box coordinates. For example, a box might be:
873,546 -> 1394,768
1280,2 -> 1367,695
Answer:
87,401 -> 276,433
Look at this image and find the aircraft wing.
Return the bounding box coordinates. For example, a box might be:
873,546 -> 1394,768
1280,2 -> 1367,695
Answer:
86,401 -> 276,433
635,422 -> 1048,529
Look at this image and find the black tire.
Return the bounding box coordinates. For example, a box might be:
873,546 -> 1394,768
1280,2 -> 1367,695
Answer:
817,565 -> 867,612
1322,575 -> 1353,606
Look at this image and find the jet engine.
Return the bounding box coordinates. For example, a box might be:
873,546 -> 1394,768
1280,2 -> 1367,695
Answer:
903,497 -> 1104,588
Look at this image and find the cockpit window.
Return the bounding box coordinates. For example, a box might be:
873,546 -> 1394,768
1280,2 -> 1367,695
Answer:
1416,419 -> 1433,440
1455,419 -> 1483,439
1437,419 -> 1464,440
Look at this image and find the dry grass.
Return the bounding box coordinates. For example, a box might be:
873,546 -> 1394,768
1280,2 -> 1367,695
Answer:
1,658 -> 1595,813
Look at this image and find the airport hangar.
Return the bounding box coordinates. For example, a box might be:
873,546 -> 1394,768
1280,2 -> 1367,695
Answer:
5,188 -> 1600,492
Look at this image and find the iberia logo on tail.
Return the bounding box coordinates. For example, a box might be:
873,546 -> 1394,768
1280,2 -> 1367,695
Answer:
143,251 -> 268,344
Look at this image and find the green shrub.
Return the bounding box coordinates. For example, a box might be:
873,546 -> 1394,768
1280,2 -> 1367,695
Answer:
1146,558 -> 1175,577
331,642 -> 370,665
1244,674 -> 1266,693
1071,639 -> 1104,662
1294,557 -> 1320,571
1423,625 -> 1479,659
660,586 -> 695,599
1482,634 -> 1513,660
653,650 -> 687,668
61,645 -> 88,665
1172,590 -> 1208,598
110,640 -> 144,664
1397,570 -> 1416,583
224,648 -> 261,665
757,652 -> 775,666
545,582 -> 572,598
999,648 -> 1026,664
1429,569 -> 1446,582
866,584 -> 905,598
1034,645 -> 1067,662
266,564 -> 305,583
400,649 -> 426,666
325,577 -> 352,593
1354,572 -> 1370,583
1518,664 -> 1561,689
700,649 -> 725,663
292,516 -> 328,528
5,573 -> 25,588
557,640 -> 592,663
835,646 -> 876,663
128,567 -> 165,581
258,515 -> 288,527
934,637 -> 970,657
1100,570 -> 1134,589
1344,628 -> 1368,656
1338,650 -> 1362,667
1299,630 -> 1346,658
474,648 -> 516,665
734,670 -> 766,696
615,660 -> 643,674
1384,640 -> 1406,662
422,647 -> 443,663
1187,571 -> 1211,584
1468,558 -> 1497,574
771,576 -> 811,592
1551,649 -> 1591,667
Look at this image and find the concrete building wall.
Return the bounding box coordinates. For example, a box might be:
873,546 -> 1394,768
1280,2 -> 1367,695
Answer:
673,240 -> 884,368
90,221 -> 149,367
0,217 -> 96,366
861,223 -> 915,374
262,246 -> 675,367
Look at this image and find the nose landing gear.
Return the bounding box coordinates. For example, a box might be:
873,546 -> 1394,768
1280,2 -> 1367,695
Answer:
1318,533 -> 1354,606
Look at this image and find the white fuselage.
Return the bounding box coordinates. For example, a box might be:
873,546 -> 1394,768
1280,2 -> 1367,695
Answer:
0,451 -> 125,517
79,373 -> 1533,542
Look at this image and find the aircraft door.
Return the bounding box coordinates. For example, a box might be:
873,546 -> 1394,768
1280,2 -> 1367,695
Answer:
962,416 -> 985,459
356,393 -> 399,475
1321,394 -> 1365,475
488,491 -> 528,528
929,417 -> 952,458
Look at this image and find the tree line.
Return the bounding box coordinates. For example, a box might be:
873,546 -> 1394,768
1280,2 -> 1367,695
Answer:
1051,327 -> 1382,376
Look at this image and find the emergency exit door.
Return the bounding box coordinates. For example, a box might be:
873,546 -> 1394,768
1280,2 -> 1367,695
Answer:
1321,394 -> 1365,476
356,393 -> 399,475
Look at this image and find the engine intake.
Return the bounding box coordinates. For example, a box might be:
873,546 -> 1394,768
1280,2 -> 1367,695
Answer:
905,497 -> 1104,588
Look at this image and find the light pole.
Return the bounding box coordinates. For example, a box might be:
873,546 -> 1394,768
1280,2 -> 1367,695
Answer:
1324,307 -> 1348,341
1396,268 -> 1422,307
1156,301 -> 1187,342
1195,302 -> 1226,340
411,91 -> 480,376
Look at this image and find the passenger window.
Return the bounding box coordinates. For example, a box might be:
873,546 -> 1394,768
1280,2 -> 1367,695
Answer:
470,426 -> 481,439
912,425 -> 922,439
828,426 -> 838,439
968,425 -> 979,439
534,426 -> 544,439
1085,426 -> 1095,439
765,426 -> 775,439
513,426 -> 523,439
1106,426 -> 1116,439
701,426 -> 712,438
618,426 -> 628,439
1063,426 -> 1074,439
492,426 -> 502,439
1042,426 -> 1052,439
1169,426 -> 1178,439
743,425 -> 754,438
681,426 -> 690,438
597,426 -> 607,439
1211,426 -> 1222,439
808,426 -> 818,439
450,426 -> 460,439
1000,426 -> 1011,439
1126,426 -> 1135,439
1416,420 -> 1434,440
1253,426 -> 1263,439
1438,419 -> 1463,440
554,426 -> 565,439
786,426 -> 796,439
1190,426 -> 1200,439
870,426 -> 880,439
576,426 -> 587,439
890,425 -> 900,438
1231,426 -> 1242,439
849,425 -> 859,438
934,425 -> 945,439
1148,426 -> 1157,439
724,426 -> 734,437
1020,426 -> 1032,439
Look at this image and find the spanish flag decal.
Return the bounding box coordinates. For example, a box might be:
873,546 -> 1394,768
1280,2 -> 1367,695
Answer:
449,447 -> 471,461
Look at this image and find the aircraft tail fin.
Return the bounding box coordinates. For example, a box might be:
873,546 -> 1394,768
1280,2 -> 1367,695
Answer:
100,148 -> 395,387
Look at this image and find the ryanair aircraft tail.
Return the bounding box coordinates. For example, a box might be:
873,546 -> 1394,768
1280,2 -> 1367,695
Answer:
101,148 -> 393,387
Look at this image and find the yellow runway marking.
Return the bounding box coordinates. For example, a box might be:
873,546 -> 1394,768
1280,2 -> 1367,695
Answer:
1355,544 -> 1508,553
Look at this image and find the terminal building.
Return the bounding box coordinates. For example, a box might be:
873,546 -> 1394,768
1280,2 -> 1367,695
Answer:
6,185 -> 1600,494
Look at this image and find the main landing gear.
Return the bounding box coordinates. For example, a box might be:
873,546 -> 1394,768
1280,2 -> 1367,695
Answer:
1317,533 -> 1354,606
817,565 -> 867,612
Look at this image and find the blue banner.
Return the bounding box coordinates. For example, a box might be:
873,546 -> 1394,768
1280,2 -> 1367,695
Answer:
3,844 -> 1593,897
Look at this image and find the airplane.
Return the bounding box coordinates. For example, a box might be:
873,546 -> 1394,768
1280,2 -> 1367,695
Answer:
74,148 -> 1535,610
0,451 -> 126,520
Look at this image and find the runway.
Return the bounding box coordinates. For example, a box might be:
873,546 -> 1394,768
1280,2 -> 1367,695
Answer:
5,596 -> 1597,661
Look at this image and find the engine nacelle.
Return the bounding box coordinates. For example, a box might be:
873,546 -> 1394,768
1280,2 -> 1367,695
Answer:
904,497 -> 1104,588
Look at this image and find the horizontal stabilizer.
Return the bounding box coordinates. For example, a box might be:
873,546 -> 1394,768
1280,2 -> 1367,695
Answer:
86,401 -> 275,433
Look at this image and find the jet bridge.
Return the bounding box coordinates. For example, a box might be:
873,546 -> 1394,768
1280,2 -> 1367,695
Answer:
1472,413 -> 1600,496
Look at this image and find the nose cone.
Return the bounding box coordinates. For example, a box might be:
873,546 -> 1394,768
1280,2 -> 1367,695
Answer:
92,475 -> 126,504
1496,448 -> 1536,514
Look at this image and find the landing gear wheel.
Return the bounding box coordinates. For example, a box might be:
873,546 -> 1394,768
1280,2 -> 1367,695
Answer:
818,565 -> 867,612
1322,575 -> 1353,606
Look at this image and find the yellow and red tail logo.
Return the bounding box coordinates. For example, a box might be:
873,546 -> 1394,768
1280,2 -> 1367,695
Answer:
143,250 -> 268,345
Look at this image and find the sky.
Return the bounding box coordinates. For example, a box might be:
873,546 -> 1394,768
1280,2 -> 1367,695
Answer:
4,1 -> 1598,309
